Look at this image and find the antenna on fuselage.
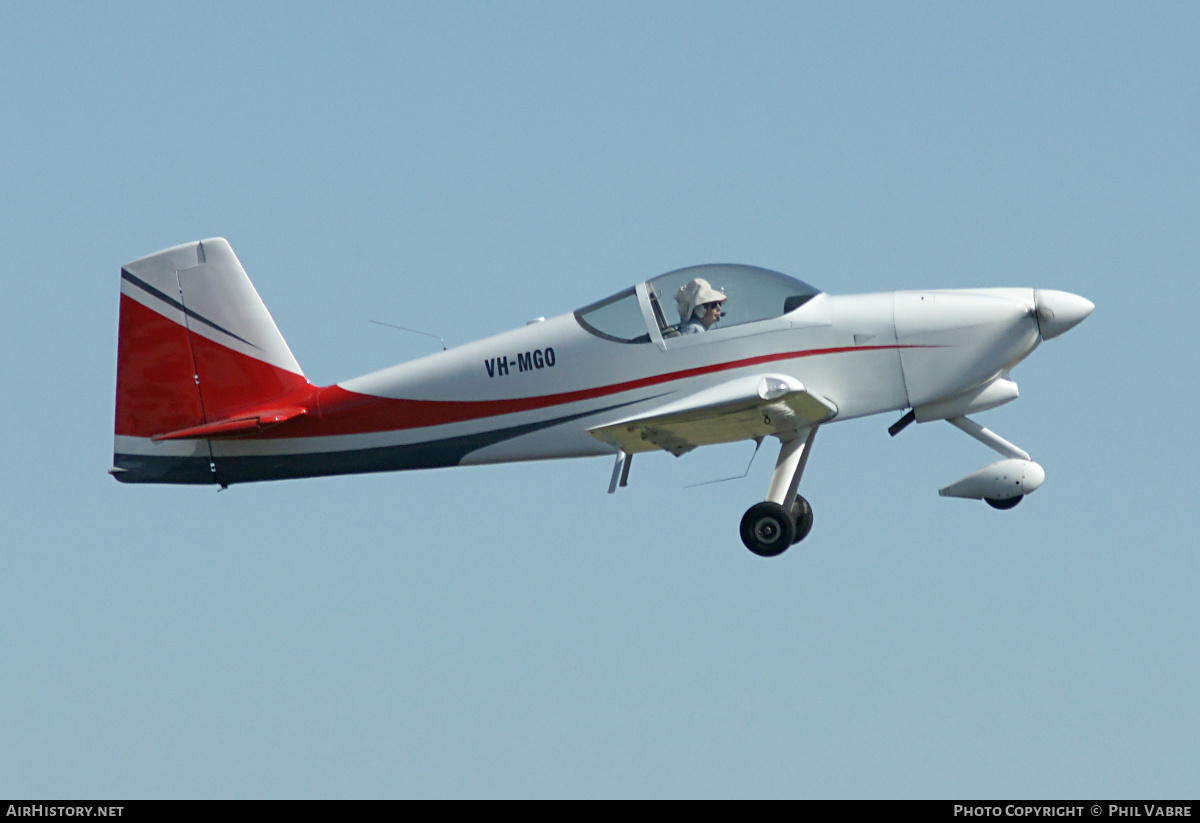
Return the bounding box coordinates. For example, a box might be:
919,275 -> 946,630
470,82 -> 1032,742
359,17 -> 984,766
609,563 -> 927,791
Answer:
368,319 -> 447,351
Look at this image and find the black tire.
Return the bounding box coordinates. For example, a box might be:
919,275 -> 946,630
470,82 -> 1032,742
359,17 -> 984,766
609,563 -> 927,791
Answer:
985,495 -> 1023,510
740,502 -> 796,557
789,495 -> 814,543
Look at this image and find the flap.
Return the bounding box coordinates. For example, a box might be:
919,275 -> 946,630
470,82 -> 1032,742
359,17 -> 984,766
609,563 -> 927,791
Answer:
588,373 -> 837,456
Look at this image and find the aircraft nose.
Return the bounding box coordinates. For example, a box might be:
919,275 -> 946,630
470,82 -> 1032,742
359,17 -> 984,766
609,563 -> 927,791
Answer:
1034,290 -> 1095,340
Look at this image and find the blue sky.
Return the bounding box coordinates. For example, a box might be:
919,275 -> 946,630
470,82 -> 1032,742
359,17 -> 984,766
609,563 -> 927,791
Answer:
1,1 -> 1197,798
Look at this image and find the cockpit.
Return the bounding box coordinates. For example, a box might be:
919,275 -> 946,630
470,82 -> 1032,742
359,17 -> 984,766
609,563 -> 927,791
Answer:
574,264 -> 821,345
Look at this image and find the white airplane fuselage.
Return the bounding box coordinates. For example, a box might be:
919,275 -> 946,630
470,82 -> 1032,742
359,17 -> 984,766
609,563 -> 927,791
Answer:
332,288 -> 1036,463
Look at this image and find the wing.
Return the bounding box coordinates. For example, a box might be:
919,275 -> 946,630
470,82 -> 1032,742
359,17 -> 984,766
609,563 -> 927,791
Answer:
588,373 -> 837,456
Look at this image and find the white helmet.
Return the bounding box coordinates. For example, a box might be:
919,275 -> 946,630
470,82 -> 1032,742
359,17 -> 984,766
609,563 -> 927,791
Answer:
675,278 -> 727,322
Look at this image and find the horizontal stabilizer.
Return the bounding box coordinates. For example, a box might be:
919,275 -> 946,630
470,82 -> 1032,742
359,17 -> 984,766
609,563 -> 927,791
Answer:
150,407 -> 307,441
588,373 -> 837,456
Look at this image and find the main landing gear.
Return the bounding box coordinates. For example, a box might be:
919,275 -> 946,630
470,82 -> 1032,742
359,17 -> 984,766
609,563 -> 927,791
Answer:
740,428 -> 818,557
741,494 -> 814,557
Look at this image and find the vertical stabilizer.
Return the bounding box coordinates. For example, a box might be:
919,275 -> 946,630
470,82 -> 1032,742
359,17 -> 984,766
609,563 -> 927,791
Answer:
113,238 -> 309,483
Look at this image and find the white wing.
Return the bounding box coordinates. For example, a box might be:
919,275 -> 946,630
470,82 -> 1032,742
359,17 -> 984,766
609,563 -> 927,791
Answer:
588,373 -> 837,456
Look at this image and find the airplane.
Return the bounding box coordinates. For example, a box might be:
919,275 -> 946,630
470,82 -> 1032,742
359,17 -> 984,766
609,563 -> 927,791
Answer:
111,238 -> 1094,557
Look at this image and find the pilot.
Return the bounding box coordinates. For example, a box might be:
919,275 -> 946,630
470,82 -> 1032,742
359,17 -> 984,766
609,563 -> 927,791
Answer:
675,278 -> 727,334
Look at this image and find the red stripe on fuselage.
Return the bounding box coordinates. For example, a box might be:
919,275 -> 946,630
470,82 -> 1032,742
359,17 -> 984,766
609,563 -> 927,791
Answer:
280,344 -> 907,438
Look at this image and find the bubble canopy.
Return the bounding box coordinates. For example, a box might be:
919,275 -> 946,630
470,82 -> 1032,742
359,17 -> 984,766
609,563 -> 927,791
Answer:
574,264 -> 821,344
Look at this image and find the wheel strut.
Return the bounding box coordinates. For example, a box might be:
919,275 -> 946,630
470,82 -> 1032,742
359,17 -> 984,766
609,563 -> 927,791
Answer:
766,427 -> 818,506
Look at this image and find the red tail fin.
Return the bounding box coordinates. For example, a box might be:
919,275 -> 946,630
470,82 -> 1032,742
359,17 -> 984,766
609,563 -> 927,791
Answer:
113,238 -> 311,482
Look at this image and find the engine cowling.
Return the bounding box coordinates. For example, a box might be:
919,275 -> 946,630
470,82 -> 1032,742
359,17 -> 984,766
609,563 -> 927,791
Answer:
913,377 -> 1020,423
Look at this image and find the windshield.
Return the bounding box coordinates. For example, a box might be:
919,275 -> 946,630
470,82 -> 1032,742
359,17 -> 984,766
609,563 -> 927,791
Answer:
648,264 -> 820,336
573,287 -> 651,344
